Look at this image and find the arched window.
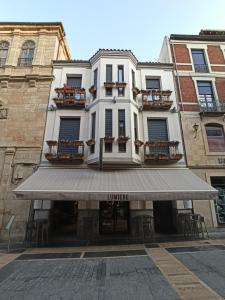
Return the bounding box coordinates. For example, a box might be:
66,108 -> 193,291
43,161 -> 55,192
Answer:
18,40 -> 35,66
0,41 -> 9,67
205,123 -> 225,152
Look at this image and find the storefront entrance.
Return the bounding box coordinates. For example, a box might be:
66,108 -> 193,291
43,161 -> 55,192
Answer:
50,201 -> 78,238
99,201 -> 129,234
153,201 -> 175,234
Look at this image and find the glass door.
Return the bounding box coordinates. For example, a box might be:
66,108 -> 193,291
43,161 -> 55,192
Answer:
99,201 -> 129,234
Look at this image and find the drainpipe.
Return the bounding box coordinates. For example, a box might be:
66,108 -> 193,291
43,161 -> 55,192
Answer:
171,41 -> 188,167
99,138 -> 104,171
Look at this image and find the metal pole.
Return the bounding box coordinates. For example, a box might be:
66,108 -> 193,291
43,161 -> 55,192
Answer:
99,138 -> 104,171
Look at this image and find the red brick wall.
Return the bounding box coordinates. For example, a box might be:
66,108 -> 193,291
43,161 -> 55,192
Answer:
179,76 -> 198,103
172,44 -> 191,64
207,46 -> 225,64
182,104 -> 199,112
215,78 -> 225,101
177,65 -> 192,71
211,66 -> 225,72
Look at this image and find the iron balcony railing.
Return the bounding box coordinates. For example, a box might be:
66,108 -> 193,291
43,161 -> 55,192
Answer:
199,99 -> 225,113
45,140 -> 84,162
0,58 -> 6,67
54,86 -> 86,108
194,64 -> 209,73
17,58 -> 33,66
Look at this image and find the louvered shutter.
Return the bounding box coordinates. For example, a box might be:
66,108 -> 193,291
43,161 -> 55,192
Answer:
105,110 -> 112,137
58,118 -> 80,153
147,119 -> 168,153
67,76 -> 82,88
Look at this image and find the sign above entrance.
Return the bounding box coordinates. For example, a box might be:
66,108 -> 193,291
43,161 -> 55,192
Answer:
107,194 -> 128,201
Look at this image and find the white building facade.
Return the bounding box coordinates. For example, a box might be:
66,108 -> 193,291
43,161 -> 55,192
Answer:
15,49 -> 216,243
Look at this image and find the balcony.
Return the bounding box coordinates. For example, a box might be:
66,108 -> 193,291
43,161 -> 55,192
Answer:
17,58 -> 33,66
194,64 -> 209,73
141,90 -> 173,110
199,100 -> 225,118
54,85 -> 86,109
45,140 -> 84,163
0,58 -> 6,67
144,141 -> 182,164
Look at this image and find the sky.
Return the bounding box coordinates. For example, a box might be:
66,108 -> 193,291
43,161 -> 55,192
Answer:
0,0 -> 225,62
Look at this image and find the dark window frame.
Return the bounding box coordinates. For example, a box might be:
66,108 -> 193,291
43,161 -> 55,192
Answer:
90,112 -> 96,154
146,78 -> 161,90
66,75 -> 82,88
191,49 -> 209,72
0,41 -> 9,67
205,123 -> 225,152
18,40 -> 35,66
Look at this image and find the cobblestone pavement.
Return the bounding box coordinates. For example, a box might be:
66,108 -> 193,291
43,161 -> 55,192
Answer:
173,247 -> 225,299
0,254 -> 180,300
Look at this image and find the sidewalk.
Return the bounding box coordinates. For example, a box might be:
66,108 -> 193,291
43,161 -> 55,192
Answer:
0,238 -> 225,299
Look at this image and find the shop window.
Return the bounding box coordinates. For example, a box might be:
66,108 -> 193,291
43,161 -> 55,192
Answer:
206,124 -> 225,152
0,41 -> 9,67
18,40 -> 35,66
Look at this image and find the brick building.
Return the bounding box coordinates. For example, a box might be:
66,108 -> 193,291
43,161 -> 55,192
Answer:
0,22 -> 71,241
159,30 -> 225,228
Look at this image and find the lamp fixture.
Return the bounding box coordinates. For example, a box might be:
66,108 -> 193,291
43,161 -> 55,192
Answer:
192,123 -> 199,138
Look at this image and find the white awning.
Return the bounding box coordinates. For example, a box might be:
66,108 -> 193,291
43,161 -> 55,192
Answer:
14,167 -> 217,201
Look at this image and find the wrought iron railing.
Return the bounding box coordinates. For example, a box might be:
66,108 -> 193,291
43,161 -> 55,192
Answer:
54,86 -> 86,108
18,58 -> 33,66
144,141 -> 182,162
194,64 -> 209,73
45,140 -> 84,162
199,99 -> 225,113
0,58 -> 6,67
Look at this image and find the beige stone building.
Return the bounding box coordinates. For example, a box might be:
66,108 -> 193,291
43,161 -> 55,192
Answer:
0,22 -> 71,241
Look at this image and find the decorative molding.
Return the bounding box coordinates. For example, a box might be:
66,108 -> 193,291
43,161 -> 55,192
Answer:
0,100 -> 8,119
0,80 -> 8,88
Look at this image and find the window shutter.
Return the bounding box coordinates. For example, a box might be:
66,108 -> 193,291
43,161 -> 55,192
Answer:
106,65 -> 112,82
105,109 -> 112,137
67,76 -> 82,88
147,119 -> 168,141
58,118 -> 80,153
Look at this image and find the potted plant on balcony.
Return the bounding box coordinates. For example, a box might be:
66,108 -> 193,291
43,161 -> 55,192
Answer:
58,153 -> 71,160
134,139 -> 144,147
89,85 -> 97,94
104,136 -> 115,144
144,153 -> 157,160
132,87 -> 140,95
45,153 -> 57,160
170,153 -> 183,161
162,90 -> 172,97
46,140 -> 58,147
117,136 -> 130,143
115,82 -> 127,88
86,139 -> 95,146
158,153 -> 169,160
104,82 -> 115,88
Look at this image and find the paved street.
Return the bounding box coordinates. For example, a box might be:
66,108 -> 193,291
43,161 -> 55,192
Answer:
0,240 -> 225,300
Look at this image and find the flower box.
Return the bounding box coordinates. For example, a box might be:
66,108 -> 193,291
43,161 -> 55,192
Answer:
104,82 -> 115,88
115,82 -> 127,88
158,153 -> 169,160
46,140 -> 58,147
89,85 -> 97,94
58,153 -> 71,160
144,153 -> 157,160
86,139 -> 95,146
45,153 -> 57,160
170,153 -> 182,161
104,136 -> 115,144
132,87 -> 140,95
134,139 -> 144,147
117,136 -> 130,143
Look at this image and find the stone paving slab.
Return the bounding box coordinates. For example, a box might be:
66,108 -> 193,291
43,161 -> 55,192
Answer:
167,245 -> 225,253
84,250 -> 147,258
0,255 -> 180,300
147,248 -> 222,300
174,249 -> 225,299
16,252 -> 82,260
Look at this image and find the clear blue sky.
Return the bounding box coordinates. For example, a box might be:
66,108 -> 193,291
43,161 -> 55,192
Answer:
0,0 -> 225,61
